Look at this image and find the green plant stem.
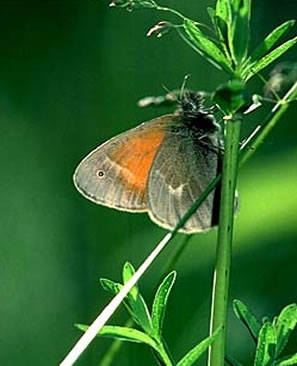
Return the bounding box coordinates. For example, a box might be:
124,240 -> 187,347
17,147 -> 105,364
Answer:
208,118 -> 242,366
240,81 -> 297,166
155,340 -> 175,366
97,84 -> 296,366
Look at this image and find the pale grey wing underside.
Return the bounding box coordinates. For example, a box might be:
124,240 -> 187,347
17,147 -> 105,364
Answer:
73,136 -> 145,211
73,115 -> 175,212
147,132 -> 220,233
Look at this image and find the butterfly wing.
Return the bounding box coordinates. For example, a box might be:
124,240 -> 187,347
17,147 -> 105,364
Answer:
73,115 -> 175,212
147,126 -> 221,233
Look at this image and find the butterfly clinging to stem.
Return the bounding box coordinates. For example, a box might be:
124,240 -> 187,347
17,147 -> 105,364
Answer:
73,89 -> 222,233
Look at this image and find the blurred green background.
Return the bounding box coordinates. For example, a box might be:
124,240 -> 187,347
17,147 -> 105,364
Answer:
1,1 -> 297,365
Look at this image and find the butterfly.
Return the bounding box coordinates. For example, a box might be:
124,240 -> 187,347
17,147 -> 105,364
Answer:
73,91 -> 222,234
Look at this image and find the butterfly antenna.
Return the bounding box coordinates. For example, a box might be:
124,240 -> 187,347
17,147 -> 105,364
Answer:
161,83 -> 171,94
179,74 -> 191,100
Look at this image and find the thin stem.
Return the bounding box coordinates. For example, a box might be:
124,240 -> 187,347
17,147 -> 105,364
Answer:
61,84 -> 296,366
98,235 -> 192,366
208,118 -> 242,366
154,5 -> 186,20
240,81 -> 297,166
153,3 -> 215,34
60,232 -> 173,366
156,341 -> 175,366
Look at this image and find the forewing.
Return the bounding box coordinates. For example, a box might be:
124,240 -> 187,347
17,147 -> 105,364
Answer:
73,115 -> 174,212
147,130 -> 221,233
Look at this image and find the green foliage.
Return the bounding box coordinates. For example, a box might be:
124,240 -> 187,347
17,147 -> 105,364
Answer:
243,37 -> 297,81
76,324 -> 159,349
176,327 -> 221,366
276,353 -> 297,366
181,20 -> 233,74
233,299 -> 262,341
111,0 -> 297,84
232,301 -> 297,366
230,0 -> 251,63
274,304 -> 297,357
77,263 -> 221,366
213,80 -> 248,115
151,271 -> 176,338
254,322 -> 277,366
101,263 -> 152,334
246,20 -> 295,68
69,1 -> 297,365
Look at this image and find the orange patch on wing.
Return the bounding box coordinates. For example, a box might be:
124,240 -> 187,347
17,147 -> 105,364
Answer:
111,127 -> 166,192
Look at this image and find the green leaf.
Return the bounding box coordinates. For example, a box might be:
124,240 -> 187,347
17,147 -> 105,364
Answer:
275,353 -> 297,366
100,278 -> 123,295
216,0 -> 231,25
215,15 -> 234,63
275,303 -> 297,357
122,262 -> 138,299
181,19 -> 233,75
176,327 -> 221,366
129,292 -> 152,334
207,7 -> 218,33
247,20 -> 296,66
216,15 -> 229,44
122,261 -> 136,284
122,263 -> 152,334
254,322 -> 277,366
208,7 -> 230,61
151,271 -> 176,337
245,36 -> 297,81
100,277 -> 136,317
230,0 -> 252,62
76,324 -> 158,350
101,269 -> 152,334
233,299 -> 262,342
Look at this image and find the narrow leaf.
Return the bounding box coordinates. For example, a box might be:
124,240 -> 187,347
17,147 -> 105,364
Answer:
122,262 -> 138,299
129,293 -> 152,335
100,278 -> 123,295
177,327 -> 221,366
100,278 -> 136,318
254,322 -> 277,366
216,0 -> 231,25
101,272 -> 152,333
248,20 -> 296,65
214,14 -> 233,62
182,20 -> 233,75
245,36 -> 297,81
233,299 -> 262,342
231,0 -> 252,62
216,15 -> 229,44
76,324 -> 158,350
275,303 -> 297,357
275,353 -> 297,366
231,0 -> 241,12
207,7 -> 218,34
151,271 -> 177,337
122,264 -> 152,334
122,262 -> 136,284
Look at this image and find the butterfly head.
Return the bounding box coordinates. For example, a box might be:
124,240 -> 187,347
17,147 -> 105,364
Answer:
177,91 -> 220,136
